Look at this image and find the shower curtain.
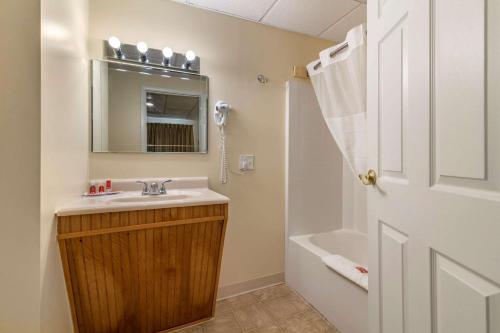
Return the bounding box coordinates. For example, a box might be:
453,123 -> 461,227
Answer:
147,123 -> 195,152
307,24 -> 367,179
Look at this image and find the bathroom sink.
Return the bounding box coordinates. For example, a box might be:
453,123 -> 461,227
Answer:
109,190 -> 201,204
56,178 -> 230,216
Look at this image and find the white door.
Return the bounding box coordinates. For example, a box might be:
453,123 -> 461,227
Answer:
367,0 -> 500,332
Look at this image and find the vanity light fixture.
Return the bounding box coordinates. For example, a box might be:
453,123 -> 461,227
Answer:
184,50 -> 196,69
108,36 -> 123,59
162,47 -> 173,66
104,40 -> 200,73
137,41 -> 149,63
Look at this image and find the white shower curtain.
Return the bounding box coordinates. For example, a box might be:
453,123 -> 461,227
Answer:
307,24 -> 367,179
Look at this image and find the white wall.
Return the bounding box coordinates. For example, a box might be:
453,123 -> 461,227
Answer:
0,1 -> 41,332
286,79 -> 344,237
40,0 -> 89,332
342,160 -> 367,233
286,81 -> 367,237
88,0 -> 332,290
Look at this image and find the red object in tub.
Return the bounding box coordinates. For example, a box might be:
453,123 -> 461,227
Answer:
356,266 -> 368,274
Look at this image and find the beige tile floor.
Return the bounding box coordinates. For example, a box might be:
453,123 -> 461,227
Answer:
174,284 -> 340,333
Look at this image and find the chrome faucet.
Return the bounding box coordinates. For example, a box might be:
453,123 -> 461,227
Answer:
136,180 -> 149,195
150,182 -> 160,194
159,179 -> 172,194
136,179 -> 172,195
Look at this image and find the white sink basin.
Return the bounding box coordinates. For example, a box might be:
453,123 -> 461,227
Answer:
109,190 -> 202,204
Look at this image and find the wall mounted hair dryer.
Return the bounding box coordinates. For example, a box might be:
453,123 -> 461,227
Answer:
214,101 -> 231,184
214,101 -> 230,127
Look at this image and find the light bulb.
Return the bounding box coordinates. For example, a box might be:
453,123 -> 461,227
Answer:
162,47 -> 173,58
137,41 -> 148,54
185,50 -> 196,62
108,36 -> 121,49
146,102 -> 154,107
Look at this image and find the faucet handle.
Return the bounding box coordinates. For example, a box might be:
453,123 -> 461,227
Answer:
160,179 -> 172,194
136,180 -> 149,195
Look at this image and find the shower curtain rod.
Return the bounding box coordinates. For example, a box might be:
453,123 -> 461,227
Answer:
313,41 -> 349,70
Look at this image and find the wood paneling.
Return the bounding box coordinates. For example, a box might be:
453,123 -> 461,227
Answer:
58,204 -> 228,333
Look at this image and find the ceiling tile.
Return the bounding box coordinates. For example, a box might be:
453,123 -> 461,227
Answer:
186,0 -> 277,21
261,0 -> 359,36
320,4 -> 366,42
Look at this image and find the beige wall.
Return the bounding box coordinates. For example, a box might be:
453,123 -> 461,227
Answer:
89,0 -> 332,289
0,1 -> 41,332
40,0 -> 89,332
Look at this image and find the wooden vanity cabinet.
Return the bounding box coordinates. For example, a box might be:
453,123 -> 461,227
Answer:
57,204 -> 228,333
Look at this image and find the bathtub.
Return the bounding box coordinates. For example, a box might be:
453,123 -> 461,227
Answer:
286,229 -> 368,333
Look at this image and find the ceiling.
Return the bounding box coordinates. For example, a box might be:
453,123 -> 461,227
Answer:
172,0 -> 367,42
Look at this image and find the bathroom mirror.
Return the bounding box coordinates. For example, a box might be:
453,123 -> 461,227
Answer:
91,59 -> 208,153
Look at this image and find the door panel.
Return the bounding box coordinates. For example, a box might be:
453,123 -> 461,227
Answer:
431,0 -> 500,197
379,20 -> 407,177
379,222 -> 408,333
368,0 -> 500,333
432,252 -> 500,333
368,0 -> 409,331
378,0 -> 407,21
432,0 -> 486,180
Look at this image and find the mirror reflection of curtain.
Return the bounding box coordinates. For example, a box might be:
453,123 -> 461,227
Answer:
147,123 -> 195,152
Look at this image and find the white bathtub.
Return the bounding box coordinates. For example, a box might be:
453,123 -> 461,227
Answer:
286,229 -> 368,333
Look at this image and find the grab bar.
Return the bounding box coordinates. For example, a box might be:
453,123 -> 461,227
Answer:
313,41 -> 349,70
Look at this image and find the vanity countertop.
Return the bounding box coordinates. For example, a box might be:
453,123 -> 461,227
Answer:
56,177 -> 229,217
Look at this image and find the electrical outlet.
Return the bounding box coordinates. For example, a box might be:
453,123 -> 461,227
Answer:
239,154 -> 255,171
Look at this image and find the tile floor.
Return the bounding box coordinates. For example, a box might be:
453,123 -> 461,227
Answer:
175,284 -> 340,333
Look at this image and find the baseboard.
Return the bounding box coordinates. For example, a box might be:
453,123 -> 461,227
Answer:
217,272 -> 285,300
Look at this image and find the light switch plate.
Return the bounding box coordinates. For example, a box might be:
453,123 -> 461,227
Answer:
239,154 -> 255,171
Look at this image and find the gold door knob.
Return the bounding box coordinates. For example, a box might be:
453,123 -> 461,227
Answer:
359,169 -> 377,185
